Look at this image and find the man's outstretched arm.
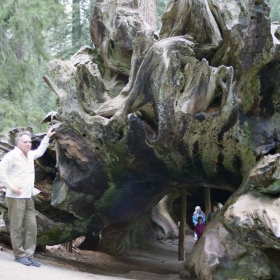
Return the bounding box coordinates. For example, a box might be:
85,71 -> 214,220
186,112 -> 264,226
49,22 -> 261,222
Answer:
33,126 -> 56,159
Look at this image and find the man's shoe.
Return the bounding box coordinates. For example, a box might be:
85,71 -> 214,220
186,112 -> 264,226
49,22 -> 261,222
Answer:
14,257 -> 32,266
28,257 -> 41,267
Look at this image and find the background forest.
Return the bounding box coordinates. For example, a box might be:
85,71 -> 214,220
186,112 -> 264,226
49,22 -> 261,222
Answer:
0,0 -> 279,133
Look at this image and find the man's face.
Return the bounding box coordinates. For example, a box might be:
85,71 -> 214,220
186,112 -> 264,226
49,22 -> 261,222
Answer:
17,134 -> 32,156
196,208 -> 201,213
213,206 -> 218,213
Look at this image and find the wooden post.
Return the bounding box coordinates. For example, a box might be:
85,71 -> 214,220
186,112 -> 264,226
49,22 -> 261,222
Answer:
178,187 -> 187,261
38,245 -> 47,253
64,241 -> 72,253
204,187 -> 211,221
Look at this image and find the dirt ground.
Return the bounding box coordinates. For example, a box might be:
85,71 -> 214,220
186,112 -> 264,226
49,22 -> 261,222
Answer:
0,234 -> 196,280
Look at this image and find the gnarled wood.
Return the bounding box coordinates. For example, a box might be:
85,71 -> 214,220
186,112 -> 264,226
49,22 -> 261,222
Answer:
1,1 -> 280,278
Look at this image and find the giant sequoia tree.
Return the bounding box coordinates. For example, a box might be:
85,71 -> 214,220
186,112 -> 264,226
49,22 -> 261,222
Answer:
1,0 -> 280,279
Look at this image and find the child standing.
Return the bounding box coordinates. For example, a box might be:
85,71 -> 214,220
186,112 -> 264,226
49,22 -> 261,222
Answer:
194,216 -> 205,239
192,206 -> 206,240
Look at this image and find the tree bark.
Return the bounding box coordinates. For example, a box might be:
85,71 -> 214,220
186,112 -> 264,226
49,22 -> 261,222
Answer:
138,0 -> 157,30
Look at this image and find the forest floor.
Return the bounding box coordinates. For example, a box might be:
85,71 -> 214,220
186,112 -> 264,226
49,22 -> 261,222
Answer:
0,233 -> 196,280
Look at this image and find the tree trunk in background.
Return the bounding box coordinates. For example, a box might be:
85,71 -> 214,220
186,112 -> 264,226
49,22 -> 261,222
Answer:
72,0 -> 82,45
138,0 -> 157,30
89,0 -> 97,14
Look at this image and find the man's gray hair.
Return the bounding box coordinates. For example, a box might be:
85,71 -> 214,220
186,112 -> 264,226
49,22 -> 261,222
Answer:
15,131 -> 32,145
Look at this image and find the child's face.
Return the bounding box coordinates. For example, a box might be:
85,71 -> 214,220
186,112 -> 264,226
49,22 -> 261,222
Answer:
198,218 -> 203,224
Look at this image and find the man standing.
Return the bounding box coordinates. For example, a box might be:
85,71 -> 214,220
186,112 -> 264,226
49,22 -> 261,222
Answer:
207,202 -> 220,222
0,126 -> 56,267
